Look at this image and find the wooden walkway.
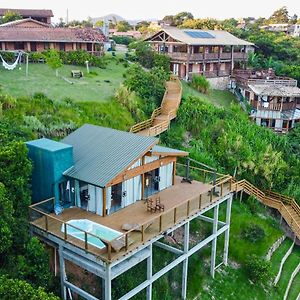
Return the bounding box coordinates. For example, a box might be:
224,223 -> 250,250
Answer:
233,179 -> 300,240
130,75 -> 182,136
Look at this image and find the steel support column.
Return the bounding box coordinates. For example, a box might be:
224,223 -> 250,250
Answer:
105,264 -> 112,300
223,196 -> 232,265
210,204 -> 219,278
182,222 -> 190,299
146,244 -> 153,300
59,246 -> 67,300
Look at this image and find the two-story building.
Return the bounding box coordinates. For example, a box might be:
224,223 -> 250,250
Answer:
27,124 -> 234,300
146,27 -> 254,85
232,69 -> 300,133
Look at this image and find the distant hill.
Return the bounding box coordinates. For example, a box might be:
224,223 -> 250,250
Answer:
91,13 -> 157,26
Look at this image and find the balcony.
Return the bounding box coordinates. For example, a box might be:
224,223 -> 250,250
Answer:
251,100 -> 297,111
167,52 -> 247,62
29,165 -> 232,263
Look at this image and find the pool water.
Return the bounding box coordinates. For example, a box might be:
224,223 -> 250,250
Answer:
61,219 -> 122,249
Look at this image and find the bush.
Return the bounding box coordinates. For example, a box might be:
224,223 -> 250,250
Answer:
244,254 -> 271,283
190,74 -> 210,94
0,275 -> 59,300
111,36 -> 136,45
29,52 -> 46,63
241,224 -> 265,243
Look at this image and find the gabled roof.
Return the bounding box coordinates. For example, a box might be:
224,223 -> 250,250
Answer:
0,26 -> 107,43
0,18 -> 51,28
249,84 -> 300,97
62,125 -> 158,187
146,26 -> 254,46
0,8 -> 54,18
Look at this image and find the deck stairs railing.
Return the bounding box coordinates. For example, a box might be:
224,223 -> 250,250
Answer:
130,75 -> 182,136
232,178 -> 300,240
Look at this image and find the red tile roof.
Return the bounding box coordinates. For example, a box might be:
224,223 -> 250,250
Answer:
0,27 -> 107,43
0,8 -> 54,18
0,18 -> 51,28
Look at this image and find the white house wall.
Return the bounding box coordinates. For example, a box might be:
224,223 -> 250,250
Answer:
122,175 -> 142,207
87,185 -> 103,216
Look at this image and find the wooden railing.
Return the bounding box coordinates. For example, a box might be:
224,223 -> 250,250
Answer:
234,179 -> 300,239
29,167 -> 232,262
250,100 -> 297,111
130,75 -> 182,136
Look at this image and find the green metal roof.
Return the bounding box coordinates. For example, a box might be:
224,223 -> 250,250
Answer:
62,124 -> 158,187
26,138 -> 72,152
151,145 -> 188,156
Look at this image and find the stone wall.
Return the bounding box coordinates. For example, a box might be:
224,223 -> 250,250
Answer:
207,76 -> 230,90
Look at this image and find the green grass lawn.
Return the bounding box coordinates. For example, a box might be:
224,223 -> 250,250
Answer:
270,239 -> 293,276
0,57 -> 127,102
182,81 -> 238,108
276,245 -> 300,299
288,270 -> 300,300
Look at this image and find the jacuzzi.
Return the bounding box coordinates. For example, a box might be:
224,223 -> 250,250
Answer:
61,219 -> 122,249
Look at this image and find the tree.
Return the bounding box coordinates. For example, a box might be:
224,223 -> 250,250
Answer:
268,6 -> 289,24
95,20 -> 104,27
181,18 -> 223,30
0,275 -> 59,300
46,49 -> 63,77
0,183 -> 14,256
0,11 -> 22,24
116,21 -> 132,32
174,12 -> 194,26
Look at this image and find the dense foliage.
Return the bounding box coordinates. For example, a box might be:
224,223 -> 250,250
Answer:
190,75 -> 210,94
245,255 -> 271,283
111,36 -> 136,45
124,64 -> 169,114
0,275 -> 59,300
162,96 -> 300,201
129,41 -> 171,72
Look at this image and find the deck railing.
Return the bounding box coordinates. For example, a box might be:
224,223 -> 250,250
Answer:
29,166 -> 232,262
130,75 -> 182,136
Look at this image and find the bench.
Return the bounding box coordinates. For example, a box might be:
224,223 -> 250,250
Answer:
71,70 -> 83,78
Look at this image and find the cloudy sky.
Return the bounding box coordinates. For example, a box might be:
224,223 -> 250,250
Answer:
1,0 -> 299,22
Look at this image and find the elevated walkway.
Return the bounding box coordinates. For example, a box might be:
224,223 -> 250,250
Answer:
232,179 -> 300,240
130,75 -> 182,136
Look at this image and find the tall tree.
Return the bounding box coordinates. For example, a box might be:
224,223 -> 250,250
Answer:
0,11 -> 22,24
46,49 -> 63,77
268,6 -> 289,24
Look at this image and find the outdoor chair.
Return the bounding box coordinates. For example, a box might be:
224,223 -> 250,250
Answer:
146,198 -> 156,213
155,196 -> 165,212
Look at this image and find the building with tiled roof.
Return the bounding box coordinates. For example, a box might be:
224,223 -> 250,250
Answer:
0,18 -> 106,55
0,8 -> 53,24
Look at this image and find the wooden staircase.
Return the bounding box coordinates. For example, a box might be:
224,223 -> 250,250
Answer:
232,179 -> 300,240
130,75 -> 182,136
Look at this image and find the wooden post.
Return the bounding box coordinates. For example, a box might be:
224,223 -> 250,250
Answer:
220,183 -> 223,196
125,233 -> 129,251
173,207 -> 177,223
108,243 -> 112,261
230,45 -> 234,75
187,200 -> 190,216
102,188 -> 107,216
199,194 -> 202,209
26,54 -> 29,77
141,225 -> 145,242
210,189 -> 213,202
172,161 -> 176,186
64,223 -> 67,240
84,232 -> 88,250
45,215 -> 48,231
159,215 -> 162,231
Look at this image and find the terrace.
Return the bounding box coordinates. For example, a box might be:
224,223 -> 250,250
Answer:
29,165 -> 233,263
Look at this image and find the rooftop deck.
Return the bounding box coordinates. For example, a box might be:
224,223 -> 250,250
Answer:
30,171 -> 232,263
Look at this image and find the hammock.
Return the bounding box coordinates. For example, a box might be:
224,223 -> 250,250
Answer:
0,52 -> 22,70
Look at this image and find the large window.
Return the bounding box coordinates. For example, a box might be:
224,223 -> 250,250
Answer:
14,42 -> 24,50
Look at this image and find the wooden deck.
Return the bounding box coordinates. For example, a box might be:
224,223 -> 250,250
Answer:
130,76 -> 182,136
31,176 -> 232,263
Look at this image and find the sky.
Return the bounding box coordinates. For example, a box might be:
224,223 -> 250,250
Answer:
1,0 -> 299,23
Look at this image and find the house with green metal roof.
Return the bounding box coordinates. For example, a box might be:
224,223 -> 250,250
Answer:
27,124 -> 188,216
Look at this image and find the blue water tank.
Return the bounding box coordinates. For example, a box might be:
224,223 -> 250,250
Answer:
26,138 -> 74,203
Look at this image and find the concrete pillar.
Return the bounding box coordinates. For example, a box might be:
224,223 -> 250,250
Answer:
182,222 -> 190,300
230,46 -> 234,74
1,42 -> 5,50
223,196 -> 233,266
105,265 -> 112,300
210,204 -> 219,278
58,246 -> 67,300
146,244 -> 153,300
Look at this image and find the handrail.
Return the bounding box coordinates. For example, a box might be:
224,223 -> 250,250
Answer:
129,75 -> 182,136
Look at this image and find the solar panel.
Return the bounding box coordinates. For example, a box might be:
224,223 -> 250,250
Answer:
184,31 -> 215,39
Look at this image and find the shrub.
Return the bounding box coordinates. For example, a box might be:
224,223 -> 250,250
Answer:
241,224 -> 265,243
29,52 -> 46,63
111,36 -> 136,45
244,254 -> 271,283
190,74 -> 210,94
0,275 -> 59,300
